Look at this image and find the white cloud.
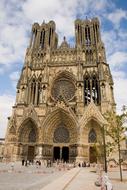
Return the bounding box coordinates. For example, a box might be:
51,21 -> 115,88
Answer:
22,0 -> 78,40
0,24 -> 28,67
108,51 -> 127,69
112,71 -> 126,79
107,9 -> 127,28
22,0 -> 111,42
102,30 -> 127,56
0,0 -> 112,70
9,71 -> 20,88
0,94 -> 15,138
10,71 -> 20,81
113,75 -> 127,114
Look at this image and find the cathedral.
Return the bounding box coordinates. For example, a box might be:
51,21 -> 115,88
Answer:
4,17 -> 116,163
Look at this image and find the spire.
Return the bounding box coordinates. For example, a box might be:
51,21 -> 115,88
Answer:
60,36 -> 69,49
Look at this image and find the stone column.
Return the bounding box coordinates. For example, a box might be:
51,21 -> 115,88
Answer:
39,85 -> 43,104
34,82 -> 38,105
60,147 -> 62,160
34,30 -> 41,48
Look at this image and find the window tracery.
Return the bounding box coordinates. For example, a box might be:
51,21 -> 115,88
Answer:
51,77 -> 75,101
88,128 -> 97,143
29,76 -> 42,105
28,128 -> 36,142
54,124 -> 70,143
84,73 -> 100,105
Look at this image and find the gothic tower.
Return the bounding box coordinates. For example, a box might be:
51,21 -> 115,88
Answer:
4,18 -> 115,163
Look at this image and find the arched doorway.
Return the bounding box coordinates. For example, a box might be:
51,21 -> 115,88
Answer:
62,147 -> 69,162
19,119 -> 38,161
53,146 -> 69,162
89,146 -> 97,163
43,108 -> 78,162
53,147 -> 60,161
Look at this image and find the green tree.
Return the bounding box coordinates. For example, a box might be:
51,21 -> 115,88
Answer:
105,111 -> 127,181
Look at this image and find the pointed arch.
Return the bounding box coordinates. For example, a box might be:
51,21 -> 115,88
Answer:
83,71 -> 101,105
28,74 -> 42,105
52,70 -> 76,84
42,107 -> 78,144
18,117 -> 39,143
80,101 -> 108,128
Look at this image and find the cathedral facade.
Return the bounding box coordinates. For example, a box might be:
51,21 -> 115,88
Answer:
4,18 -> 115,163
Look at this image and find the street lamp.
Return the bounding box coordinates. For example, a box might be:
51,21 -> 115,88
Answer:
102,124 -> 107,173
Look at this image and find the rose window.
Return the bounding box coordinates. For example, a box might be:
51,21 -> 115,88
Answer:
51,78 -> 75,101
54,125 -> 70,143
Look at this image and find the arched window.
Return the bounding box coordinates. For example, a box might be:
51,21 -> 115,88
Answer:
40,29 -> 45,49
31,79 -> 36,104
29,76 -> 42,105
28,128 -> 36,142
92,75 -> 100,104
84,73 -> 100,105
88,128 -> 97,143
84,76 -> 91,104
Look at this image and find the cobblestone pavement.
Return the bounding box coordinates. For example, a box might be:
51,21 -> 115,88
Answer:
108,168 -> 127,190
0,162 -> 127,190
61,168 -> 127,190
0,162 -> 67,190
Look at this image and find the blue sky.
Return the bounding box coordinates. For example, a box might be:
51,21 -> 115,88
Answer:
0,0 -> 127,138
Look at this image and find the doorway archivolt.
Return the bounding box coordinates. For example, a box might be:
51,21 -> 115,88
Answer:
18,118 -> 39,143
42,108 -> 78,144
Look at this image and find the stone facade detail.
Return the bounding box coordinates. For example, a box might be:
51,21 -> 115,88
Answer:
4,18 -> 116,163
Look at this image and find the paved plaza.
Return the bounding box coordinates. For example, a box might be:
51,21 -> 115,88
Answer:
0,162 -> 127,190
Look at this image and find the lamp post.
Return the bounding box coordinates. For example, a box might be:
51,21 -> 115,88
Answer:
102,124 -> 107,173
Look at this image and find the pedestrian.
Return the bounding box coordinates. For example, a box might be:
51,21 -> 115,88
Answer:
22,159 -> 25,166
25,160 -> 28,166
11,161 -> 14,171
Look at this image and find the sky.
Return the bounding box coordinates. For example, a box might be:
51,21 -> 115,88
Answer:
0,0 -> 127,138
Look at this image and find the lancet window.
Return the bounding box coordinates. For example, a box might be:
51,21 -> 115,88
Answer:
84,73 -> 100,105
93,24 -> 99,44
86,50 -> 93,64
29,76 -> 42,105
40,29 -> 45,49
49,27 -> 53,46
85,26 -> 91,45
28,128 -> 36,142
88,128 -> 97,143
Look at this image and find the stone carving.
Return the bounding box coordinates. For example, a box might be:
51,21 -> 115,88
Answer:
20,104 -> 40,128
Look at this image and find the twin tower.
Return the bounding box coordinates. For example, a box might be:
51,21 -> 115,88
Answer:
30,17 -> 104,52
4,18 -> 115,163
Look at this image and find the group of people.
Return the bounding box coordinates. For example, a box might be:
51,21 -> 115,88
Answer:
78,161 -> 90,167
21,159 -> 52,167
21,159 -> 34,166
21,158 -> 92,169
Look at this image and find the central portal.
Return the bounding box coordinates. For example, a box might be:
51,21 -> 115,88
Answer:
62,147 -> 69,162
53,146 -> 69,162
27,146 -> 35,161
53,147 -> 60,160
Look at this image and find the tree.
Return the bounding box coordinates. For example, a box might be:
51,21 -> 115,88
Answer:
105,111 -> 127,181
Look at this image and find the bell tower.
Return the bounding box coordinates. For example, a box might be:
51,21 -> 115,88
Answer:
29,20 -> 58,50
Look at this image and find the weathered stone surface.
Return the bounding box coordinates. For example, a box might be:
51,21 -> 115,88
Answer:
4,18 -> 115,163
